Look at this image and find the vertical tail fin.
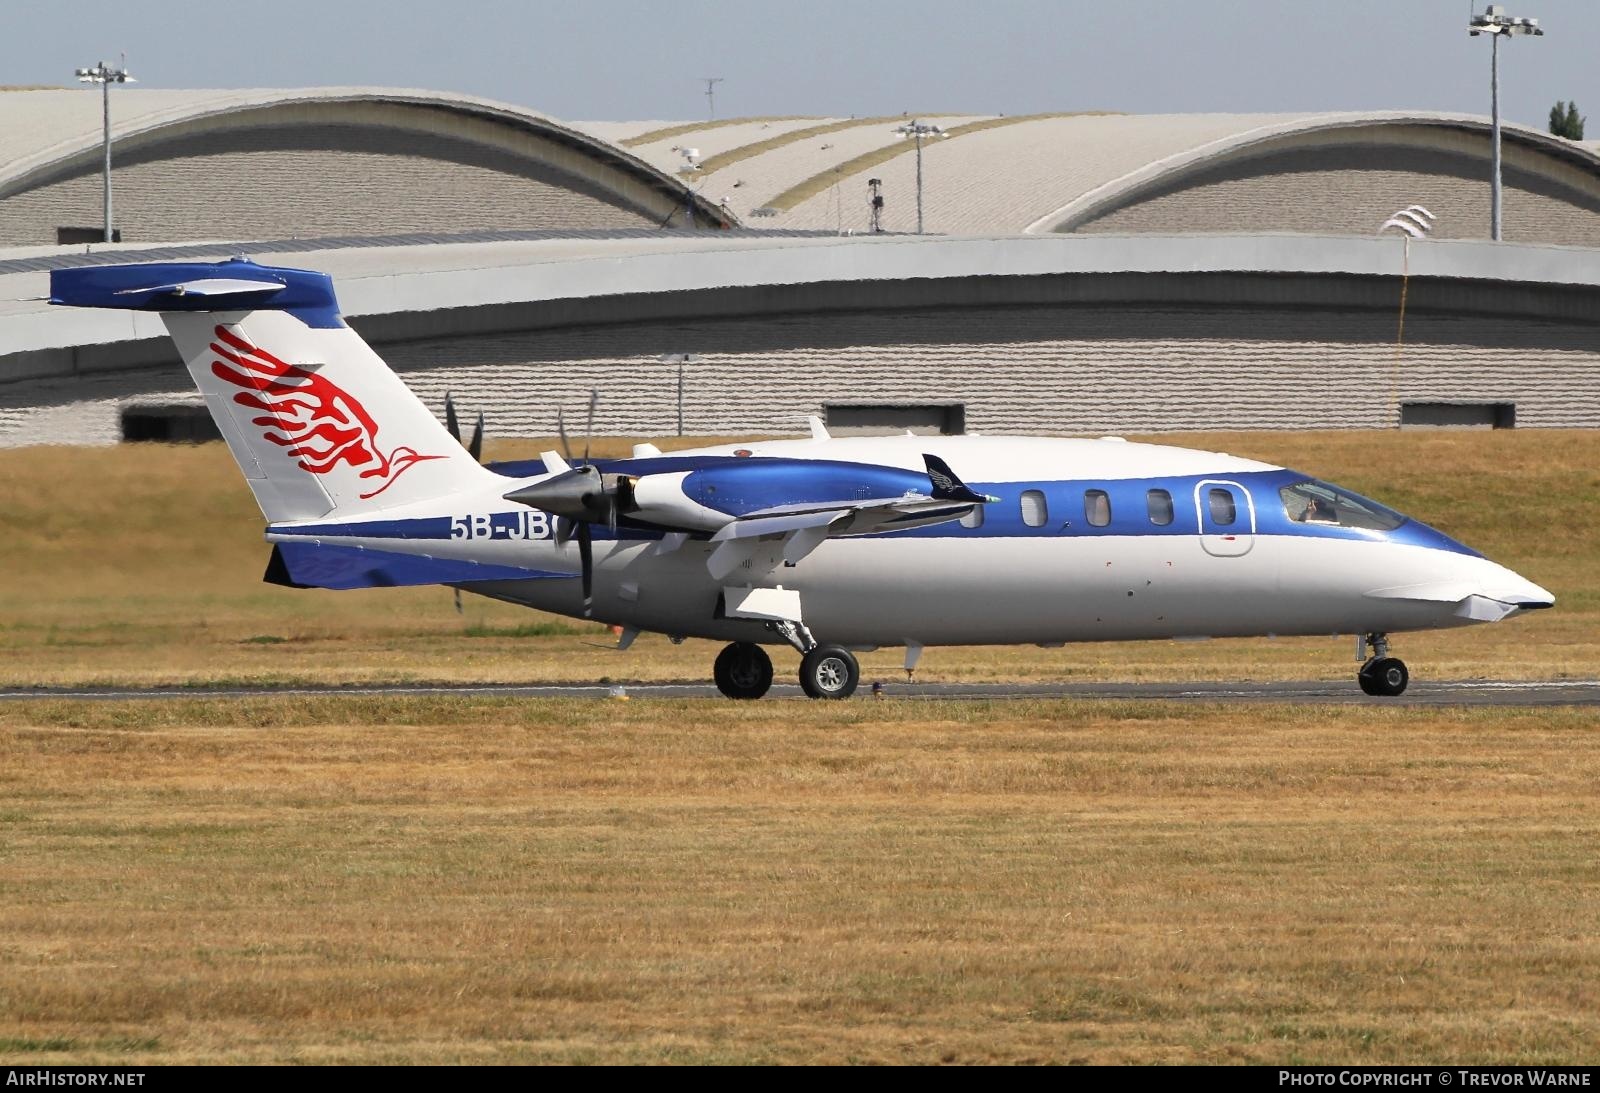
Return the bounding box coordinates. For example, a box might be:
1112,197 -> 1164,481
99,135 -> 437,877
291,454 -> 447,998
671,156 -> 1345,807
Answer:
50,258 -> 496,522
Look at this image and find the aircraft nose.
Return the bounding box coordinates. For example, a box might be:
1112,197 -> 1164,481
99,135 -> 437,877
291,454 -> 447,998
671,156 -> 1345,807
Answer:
1457,562 -> 1554,622
1480,560 -> 1554,608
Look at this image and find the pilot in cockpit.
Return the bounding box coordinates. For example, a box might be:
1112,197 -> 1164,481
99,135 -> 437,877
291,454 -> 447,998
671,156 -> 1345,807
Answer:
1302,497 -> 1335,523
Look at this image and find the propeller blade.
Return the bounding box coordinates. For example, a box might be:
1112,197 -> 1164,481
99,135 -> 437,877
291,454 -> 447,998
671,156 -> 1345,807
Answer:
453,588 -> 463,615
557,407 -> 573,465
582,389 -> 597,467
468,411 -> 485,462
555,515 -> 573,547
445,392 -> 461,443
577,522 -> 594,617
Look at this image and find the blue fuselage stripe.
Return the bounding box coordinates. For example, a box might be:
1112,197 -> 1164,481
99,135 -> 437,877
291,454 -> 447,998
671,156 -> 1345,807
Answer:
271,468 -> 1479,559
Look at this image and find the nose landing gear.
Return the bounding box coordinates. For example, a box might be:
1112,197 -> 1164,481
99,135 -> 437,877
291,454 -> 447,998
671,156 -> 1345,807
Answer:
1357,632 -> 1409,697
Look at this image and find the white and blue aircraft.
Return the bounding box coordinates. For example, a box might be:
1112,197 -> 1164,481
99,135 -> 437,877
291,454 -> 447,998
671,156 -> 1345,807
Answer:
50,258 -> 1554,700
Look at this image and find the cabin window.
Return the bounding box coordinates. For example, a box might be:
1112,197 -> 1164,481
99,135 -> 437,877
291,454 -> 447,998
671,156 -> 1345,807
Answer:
960,504 -> 984,529
1146,489 -> 1174,526
1020,490 -> 1048,527
1279,481 -> 1405,531
1084,489 -> 1111,527
1208,488 -> 1237,526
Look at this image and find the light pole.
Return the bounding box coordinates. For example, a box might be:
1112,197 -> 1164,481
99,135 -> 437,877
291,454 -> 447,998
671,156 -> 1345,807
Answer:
75,58 -> 135,244
676,147 -> 702,228
891,120 -> 948,234
659,353 -> 701,435
1468,5 -> 1542,242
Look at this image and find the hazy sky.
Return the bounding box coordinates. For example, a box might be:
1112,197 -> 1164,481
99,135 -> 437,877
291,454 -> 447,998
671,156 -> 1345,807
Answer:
5,1 -> 1594,127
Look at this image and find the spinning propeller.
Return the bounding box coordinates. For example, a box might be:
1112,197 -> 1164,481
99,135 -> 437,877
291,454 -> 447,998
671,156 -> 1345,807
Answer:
443,392 -> 486,614
443,391 -> 484,462
504,391 -> 628,617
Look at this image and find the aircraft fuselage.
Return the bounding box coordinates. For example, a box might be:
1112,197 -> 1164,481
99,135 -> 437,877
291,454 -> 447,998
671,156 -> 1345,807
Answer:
267,434 -> 1550,650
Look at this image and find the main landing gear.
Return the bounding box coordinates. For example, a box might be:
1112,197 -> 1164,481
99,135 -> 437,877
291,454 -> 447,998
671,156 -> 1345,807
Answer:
713,641 -> 774,700
798,645 -> 860,700
711,632 -> 862,701
1357,632 -> 1409,697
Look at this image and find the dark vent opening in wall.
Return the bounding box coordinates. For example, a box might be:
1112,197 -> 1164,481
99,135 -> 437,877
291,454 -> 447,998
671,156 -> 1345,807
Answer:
1400,402 -> 1516,429
57,227 -> 122,245
824,402 -> 966,436
120,405 -> 221,443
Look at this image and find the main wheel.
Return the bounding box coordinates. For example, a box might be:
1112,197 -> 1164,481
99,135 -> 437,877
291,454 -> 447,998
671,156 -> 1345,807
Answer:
1358,656 -> 1409,697
799,644 -> 860,700
714,641 -> 774,700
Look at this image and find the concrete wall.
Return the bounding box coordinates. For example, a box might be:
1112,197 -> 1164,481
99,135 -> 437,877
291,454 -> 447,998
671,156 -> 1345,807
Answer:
0,123 -> 655,246
368,301 -> 1600,435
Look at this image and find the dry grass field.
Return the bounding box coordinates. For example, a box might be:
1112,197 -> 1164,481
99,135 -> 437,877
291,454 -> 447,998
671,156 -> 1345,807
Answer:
1,695 -> 1598,1065
0,430 -> 1596,689
0,431 -> 1596,1065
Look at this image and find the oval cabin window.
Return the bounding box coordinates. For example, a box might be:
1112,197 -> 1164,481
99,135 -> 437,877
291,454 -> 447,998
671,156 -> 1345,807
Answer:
1084,489 -> 1111,527
1020,490 -> 1048,528
1208,487 -> 1237,526
1147,489 -> 1174,526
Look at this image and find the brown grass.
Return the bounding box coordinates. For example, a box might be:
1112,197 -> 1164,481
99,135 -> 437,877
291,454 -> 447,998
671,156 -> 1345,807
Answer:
0,696 -> 1596,1064
0,430 -> 1592,690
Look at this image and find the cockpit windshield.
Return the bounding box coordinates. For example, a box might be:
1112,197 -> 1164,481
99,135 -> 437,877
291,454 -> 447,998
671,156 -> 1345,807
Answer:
1279,480 -> 1405,531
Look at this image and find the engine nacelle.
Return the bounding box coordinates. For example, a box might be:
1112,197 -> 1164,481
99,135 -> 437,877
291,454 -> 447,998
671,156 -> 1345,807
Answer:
627,471 -> 731,532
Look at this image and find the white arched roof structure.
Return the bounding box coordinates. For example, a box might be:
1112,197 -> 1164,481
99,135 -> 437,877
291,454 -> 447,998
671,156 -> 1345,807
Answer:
0,87 -> 733,244
583,110 -> 1600,242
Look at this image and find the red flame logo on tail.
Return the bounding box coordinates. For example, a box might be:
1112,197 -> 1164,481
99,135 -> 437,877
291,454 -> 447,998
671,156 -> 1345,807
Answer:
209,325 -> 445,500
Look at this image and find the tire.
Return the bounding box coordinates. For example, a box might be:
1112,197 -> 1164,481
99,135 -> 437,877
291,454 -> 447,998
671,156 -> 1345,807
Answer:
799,644 -> 860,700
1358,656 -> 1409,697
714,641 -> 774,700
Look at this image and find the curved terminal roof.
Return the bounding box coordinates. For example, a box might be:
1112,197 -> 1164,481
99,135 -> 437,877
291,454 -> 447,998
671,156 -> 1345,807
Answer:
6,227 -> 1599,368
0,87 -> 732,232
586,110 -> 1600,240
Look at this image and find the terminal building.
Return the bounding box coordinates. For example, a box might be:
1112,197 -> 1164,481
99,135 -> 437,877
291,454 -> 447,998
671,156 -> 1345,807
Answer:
2,88 -> 1599,445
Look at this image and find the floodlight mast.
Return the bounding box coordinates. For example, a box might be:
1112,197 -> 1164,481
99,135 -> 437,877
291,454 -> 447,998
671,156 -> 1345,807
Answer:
1468,5 -> 1542,242
75,58 -> 135,244
891,119 -> 948,235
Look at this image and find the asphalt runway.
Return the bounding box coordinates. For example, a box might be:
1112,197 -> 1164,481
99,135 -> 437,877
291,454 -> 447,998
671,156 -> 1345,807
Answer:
3,679 -> 1599,706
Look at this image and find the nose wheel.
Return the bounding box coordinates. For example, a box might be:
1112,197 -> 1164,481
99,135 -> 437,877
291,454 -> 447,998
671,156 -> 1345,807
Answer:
1359,657 -> 1409,696
1357,633 -> 1409,696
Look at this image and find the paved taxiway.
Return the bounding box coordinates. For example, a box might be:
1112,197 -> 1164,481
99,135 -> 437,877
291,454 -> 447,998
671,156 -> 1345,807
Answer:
3,680 -> 1598,706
